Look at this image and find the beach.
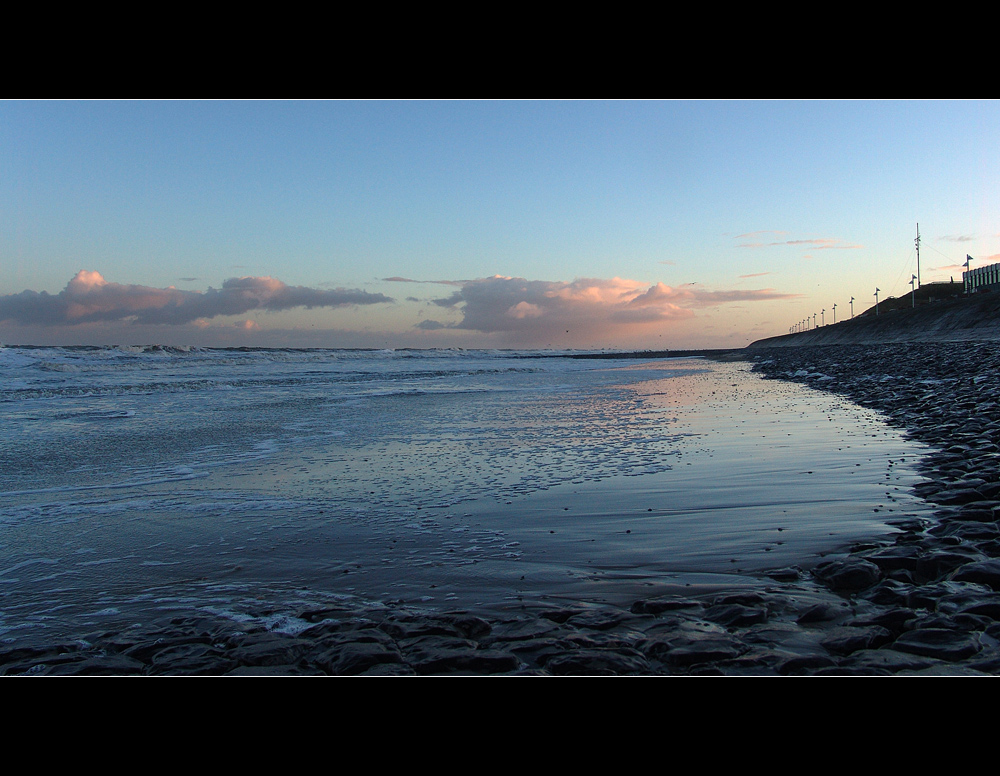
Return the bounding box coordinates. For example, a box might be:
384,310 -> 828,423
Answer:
2,344 -> 998,675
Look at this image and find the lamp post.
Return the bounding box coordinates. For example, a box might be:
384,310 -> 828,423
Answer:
832,303 -> 837,324
910,274 -> 917,308
874,288 -> 880,316
821,309 -> 825,327
850,296 -> 855,319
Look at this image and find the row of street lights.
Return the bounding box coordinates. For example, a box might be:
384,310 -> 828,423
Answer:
791,268 -> 928,334
789,297 -> 856,334
788,237 -> 980,335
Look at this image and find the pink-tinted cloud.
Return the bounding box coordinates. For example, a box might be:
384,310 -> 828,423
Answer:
939,253 -> 1000,271
423,275 -> 797,339
0,271 -> 394,327
383,277 -> 466,286
737,236 -> 863,250
734,230 -> 788,239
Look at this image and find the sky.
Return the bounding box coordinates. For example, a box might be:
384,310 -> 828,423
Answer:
3,99 -> 999,350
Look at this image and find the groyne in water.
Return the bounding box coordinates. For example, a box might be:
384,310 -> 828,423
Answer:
748,292 -> 1000,348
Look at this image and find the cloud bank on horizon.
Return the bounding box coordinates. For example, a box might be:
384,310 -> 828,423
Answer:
412,275 -> 797,342
0,271 -> 394,327
0,271 -> 798,347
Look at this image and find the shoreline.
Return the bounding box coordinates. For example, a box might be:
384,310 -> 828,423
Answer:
6,343 -> 1000,675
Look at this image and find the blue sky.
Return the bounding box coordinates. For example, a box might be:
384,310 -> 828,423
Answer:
3,100 -> 999,348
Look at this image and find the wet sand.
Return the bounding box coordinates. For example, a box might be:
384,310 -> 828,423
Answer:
5,346 -> 999,675
438,360 -> 929,608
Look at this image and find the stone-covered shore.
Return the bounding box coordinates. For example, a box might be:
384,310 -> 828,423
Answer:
7,342 -> 1000,676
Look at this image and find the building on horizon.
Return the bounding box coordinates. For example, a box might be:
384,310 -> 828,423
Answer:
963,261 -> 1000,295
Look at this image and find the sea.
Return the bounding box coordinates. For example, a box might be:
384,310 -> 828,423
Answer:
0,345 -> 935,644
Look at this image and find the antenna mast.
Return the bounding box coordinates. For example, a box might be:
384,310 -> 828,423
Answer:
915,223 -> 921,288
